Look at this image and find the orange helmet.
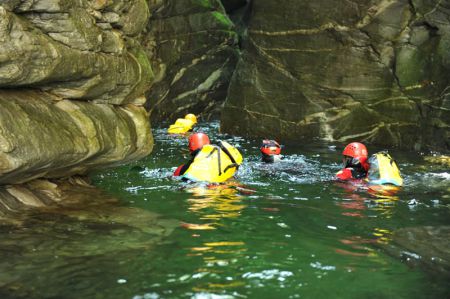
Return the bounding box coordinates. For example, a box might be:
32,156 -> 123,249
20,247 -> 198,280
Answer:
342,142 -> 369,170
188,133 -> 210,153
185,114 -> 197,123
260,139 -> 281,156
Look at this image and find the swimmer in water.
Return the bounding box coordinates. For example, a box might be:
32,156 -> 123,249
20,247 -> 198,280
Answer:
260,139 -> 282,163
174,132 -> 210,176
336,142 -> 369,180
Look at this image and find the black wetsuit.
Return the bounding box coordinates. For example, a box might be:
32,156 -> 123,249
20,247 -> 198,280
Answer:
349,165 -> 367,179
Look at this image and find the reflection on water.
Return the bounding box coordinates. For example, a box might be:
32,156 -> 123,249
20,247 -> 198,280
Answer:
0,181 -> 178,299
185,182 -> 247,222
181,182 -> 250,294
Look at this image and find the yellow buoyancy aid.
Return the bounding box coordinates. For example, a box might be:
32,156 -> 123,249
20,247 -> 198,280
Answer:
168,118 -> 195,134
182,141 -> 243,183
367,152 -> 403,186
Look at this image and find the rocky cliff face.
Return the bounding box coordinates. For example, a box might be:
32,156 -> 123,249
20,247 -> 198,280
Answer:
221,0 -> 450,151
144,0 -> 239,122
0,0 -> 154,185
1,0 -> 449,190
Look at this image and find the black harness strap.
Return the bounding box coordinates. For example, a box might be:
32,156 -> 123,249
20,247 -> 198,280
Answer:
204,142 -> 240,177
206,146 -> 222,176
219,141 -> 239,173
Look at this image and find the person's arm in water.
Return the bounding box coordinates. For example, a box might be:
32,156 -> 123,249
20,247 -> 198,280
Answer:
336,168 -> 353,180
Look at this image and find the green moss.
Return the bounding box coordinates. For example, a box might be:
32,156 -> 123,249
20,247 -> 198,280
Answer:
125,46 -> 154,102
212,11 -> 233,29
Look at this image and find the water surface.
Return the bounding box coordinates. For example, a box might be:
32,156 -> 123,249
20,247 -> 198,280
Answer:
1,121 -> 449,299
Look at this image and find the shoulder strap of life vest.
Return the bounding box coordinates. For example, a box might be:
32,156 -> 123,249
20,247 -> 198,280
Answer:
219,141 -> 240,172
205,145 -> 223,176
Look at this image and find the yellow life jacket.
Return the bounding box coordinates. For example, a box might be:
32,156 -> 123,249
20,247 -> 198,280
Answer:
182,141 -> 243,183
367,152 -> 403,186
167,118 -> 195,134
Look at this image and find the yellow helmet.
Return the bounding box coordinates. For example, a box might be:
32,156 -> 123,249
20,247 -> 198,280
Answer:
185,113 -> 197,123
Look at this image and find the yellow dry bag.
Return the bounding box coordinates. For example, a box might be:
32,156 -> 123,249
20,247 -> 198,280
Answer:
167,114 -> 197,134
182,141 -> 243,183
367,152 -> 403,186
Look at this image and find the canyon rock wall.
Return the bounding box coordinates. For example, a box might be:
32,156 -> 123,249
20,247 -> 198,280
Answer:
0,0 -> 154,185
221,0 -> 450,151
144,0 -> 239,122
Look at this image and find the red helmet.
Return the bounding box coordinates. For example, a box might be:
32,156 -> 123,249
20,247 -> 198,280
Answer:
260,139 -> 281,156
188,133 -> 210,152
342,142 -> 369,170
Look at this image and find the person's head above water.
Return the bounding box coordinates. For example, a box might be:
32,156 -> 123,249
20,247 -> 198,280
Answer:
188,132 -> 210,153
260,139 -> 282,163
184,113 -> 197,124
342,142 -> 369,170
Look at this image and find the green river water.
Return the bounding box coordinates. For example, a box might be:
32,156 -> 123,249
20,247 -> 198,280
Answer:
0,121 -> 449,299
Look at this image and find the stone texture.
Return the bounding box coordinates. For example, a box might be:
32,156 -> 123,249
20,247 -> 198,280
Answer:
381,226 -> 450,277
144,0 -> 239,122
0,1 -> 155,185
221,0 -> 450,151
0,90 -> 152,184
0,1 -> 153,105
0,177 -> 177,233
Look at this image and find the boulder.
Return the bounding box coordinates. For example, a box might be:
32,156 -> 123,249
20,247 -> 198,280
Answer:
381,226 -> 450,277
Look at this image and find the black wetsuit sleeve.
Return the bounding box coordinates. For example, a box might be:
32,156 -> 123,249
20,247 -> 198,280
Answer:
179,150 -> 200,175
351,167 -> 367,179
179,163 -> 190,176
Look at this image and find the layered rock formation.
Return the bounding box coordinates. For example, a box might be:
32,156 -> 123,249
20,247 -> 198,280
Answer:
144,0 -> 239,122
0,0 -> 154,185
222,0 -> 450,151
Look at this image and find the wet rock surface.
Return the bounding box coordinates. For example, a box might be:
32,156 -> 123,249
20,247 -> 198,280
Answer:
144,0 -> 239,122
0,1 -> 154,185
221,0 -> 450,151
0,1 -> 153,105
381,226 -> 450,277
0,90 -> 152,184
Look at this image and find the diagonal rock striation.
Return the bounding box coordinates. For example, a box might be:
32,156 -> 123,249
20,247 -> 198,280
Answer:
221,0 -> 450,151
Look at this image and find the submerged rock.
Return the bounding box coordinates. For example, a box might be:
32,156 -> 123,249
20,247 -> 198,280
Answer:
381,226 -> 450,277
0,177 -> 178,298
424,155 -> 450,168
221,0 -> 450,151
